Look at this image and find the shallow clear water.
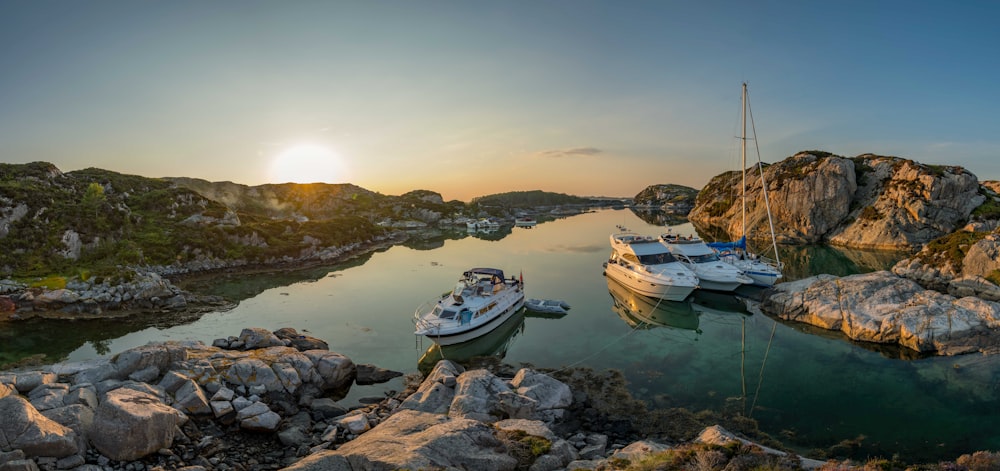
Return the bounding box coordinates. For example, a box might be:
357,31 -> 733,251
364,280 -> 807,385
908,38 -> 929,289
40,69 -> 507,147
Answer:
4,208 -> 999,462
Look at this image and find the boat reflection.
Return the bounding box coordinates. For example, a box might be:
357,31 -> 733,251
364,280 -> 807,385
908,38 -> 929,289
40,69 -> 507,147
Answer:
606,277 -> 700,332
417,310 -> 526,375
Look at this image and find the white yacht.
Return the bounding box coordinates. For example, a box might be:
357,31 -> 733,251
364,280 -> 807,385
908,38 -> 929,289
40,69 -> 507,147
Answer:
413,268 -> 525,345
660,231 -> 754,292
603,226 -> 699,301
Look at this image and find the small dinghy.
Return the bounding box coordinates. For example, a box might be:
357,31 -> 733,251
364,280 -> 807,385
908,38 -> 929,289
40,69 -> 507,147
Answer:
525,298 -> 571,317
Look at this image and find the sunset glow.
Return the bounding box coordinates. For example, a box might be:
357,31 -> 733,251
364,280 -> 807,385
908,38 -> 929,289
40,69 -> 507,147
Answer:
269,144 -> 347,184
1,2 -> 998,201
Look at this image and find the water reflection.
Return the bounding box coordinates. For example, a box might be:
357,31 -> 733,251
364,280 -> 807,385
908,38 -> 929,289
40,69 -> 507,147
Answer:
629,208 -> 689,227
417,310 -> 526,375
607,277 -> 701,332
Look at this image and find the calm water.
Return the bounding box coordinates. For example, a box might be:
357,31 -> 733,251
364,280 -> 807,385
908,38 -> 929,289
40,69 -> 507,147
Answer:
4,208 -> 1000,462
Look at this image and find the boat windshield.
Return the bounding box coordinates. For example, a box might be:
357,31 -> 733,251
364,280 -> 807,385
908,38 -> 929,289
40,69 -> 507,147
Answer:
433,305 -> 459,320
688,253 -> 719,263
637,252 -> 677,265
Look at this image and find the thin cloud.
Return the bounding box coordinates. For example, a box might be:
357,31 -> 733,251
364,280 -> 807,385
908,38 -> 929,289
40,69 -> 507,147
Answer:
535,147 -> 603,158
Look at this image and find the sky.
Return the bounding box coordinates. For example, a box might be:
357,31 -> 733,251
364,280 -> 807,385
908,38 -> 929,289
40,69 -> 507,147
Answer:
1,1 -> 999,202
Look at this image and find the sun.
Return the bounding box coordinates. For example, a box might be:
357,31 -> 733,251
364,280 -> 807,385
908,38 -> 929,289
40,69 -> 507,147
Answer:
269,144 -> 347,184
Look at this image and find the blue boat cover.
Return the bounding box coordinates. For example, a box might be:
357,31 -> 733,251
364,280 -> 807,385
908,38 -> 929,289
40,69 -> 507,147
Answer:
706,236 -> 747,251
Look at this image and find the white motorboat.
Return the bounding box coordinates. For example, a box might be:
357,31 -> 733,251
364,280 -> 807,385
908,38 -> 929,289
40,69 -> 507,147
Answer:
660,231 -> 754,292
603,226 -> 699,301
514,217 -> 537,228
708,83 -> 783,287
413,268 -> 525,345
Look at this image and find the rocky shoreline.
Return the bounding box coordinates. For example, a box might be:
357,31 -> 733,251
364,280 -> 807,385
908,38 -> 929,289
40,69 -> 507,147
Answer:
0,327 -> 823,471
0,234 -> 405,323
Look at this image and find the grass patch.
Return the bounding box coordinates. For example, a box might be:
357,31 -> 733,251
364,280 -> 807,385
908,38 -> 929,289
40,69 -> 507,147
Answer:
917,231 -> 988,272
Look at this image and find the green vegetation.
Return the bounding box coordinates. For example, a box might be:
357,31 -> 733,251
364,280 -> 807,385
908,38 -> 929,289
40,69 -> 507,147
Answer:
472,190 -> 597,208
0,162 -> 389,279
916,231 -> 987,272
971,189 -> 1000,221
497,428 -> 552,468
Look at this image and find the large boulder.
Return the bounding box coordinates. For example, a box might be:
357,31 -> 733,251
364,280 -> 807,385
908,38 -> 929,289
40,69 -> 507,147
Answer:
760,271 -> 1000,354
690,152 -> 985,250
283,410 -> 518,471
89,388 -> 184,461
398,360 -> 464,414
0,395 -> 79,458
448,369 -> 513,422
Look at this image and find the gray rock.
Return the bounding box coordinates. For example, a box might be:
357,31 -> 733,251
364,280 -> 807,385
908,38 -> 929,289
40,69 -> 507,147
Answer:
449,369 -> 513,422
278,427 -> 310,447
398,360 -> 463,414
222,358 -> 283,393
0,459 -> 40,471
109,343 -> 187,382
157,371 -> 191,394
237,327 -> 284,350
14,371 -> 56,394
210,400 -> 234,418
64,385 -> 98,409
173,380 -> 212,415
283,410 -> 517,471
236,402 -> 281,432
511,369 -> 572,411
210,386 -> 235,402
337,413 -> 370,435
309,398 -> 347,420
761,271 -> 1000,354
304,351 -> 356,392
354,364 -> 403,385
127,365 -> 160,383
89,388 -> 183,461
27,385 -> 68,412
273,327 -> 329,351
0,395 -> 78,458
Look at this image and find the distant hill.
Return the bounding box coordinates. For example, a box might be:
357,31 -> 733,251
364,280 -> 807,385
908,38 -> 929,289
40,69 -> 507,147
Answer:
632,184 -> 699,212
471,190 -> 599,208
0,163 -> 398,277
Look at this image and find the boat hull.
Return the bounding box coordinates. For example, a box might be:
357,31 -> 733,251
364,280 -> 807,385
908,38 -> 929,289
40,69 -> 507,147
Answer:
603,264 -> 696,301
418,297 -> 525,345
697,278 -> 747,292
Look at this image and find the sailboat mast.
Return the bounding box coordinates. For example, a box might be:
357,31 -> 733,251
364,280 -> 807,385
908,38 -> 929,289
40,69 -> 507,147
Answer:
740,83 -> 747,239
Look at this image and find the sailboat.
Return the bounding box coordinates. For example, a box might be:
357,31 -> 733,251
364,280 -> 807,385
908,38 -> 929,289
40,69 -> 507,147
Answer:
707,83 -> 783,287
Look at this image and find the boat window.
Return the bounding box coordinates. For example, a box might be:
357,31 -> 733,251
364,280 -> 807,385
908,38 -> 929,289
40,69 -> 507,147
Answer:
689,253 -> 719,263
637,252 -> 678,265
622,253 -> 640,264
437,307 -> 459,320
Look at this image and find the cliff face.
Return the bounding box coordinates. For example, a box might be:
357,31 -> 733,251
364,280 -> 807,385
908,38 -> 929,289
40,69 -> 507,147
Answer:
688,152 -> 855,244
827,156 -> 983,249
688,151 -> 985,250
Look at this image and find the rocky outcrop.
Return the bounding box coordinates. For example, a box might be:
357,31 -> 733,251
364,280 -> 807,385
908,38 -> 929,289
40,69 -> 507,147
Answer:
0,327 -> 402,470
760,271 -> 1000,355
690,152 -> 856,244
632,184 -> 699,214
689,151 -> 986,250
827,156 -> 982,249
890,232 -> 1000,301
1,271 -> 230,321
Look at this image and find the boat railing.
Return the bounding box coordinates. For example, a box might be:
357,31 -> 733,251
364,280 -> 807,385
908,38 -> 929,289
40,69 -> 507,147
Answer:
413,301 -> 444,332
